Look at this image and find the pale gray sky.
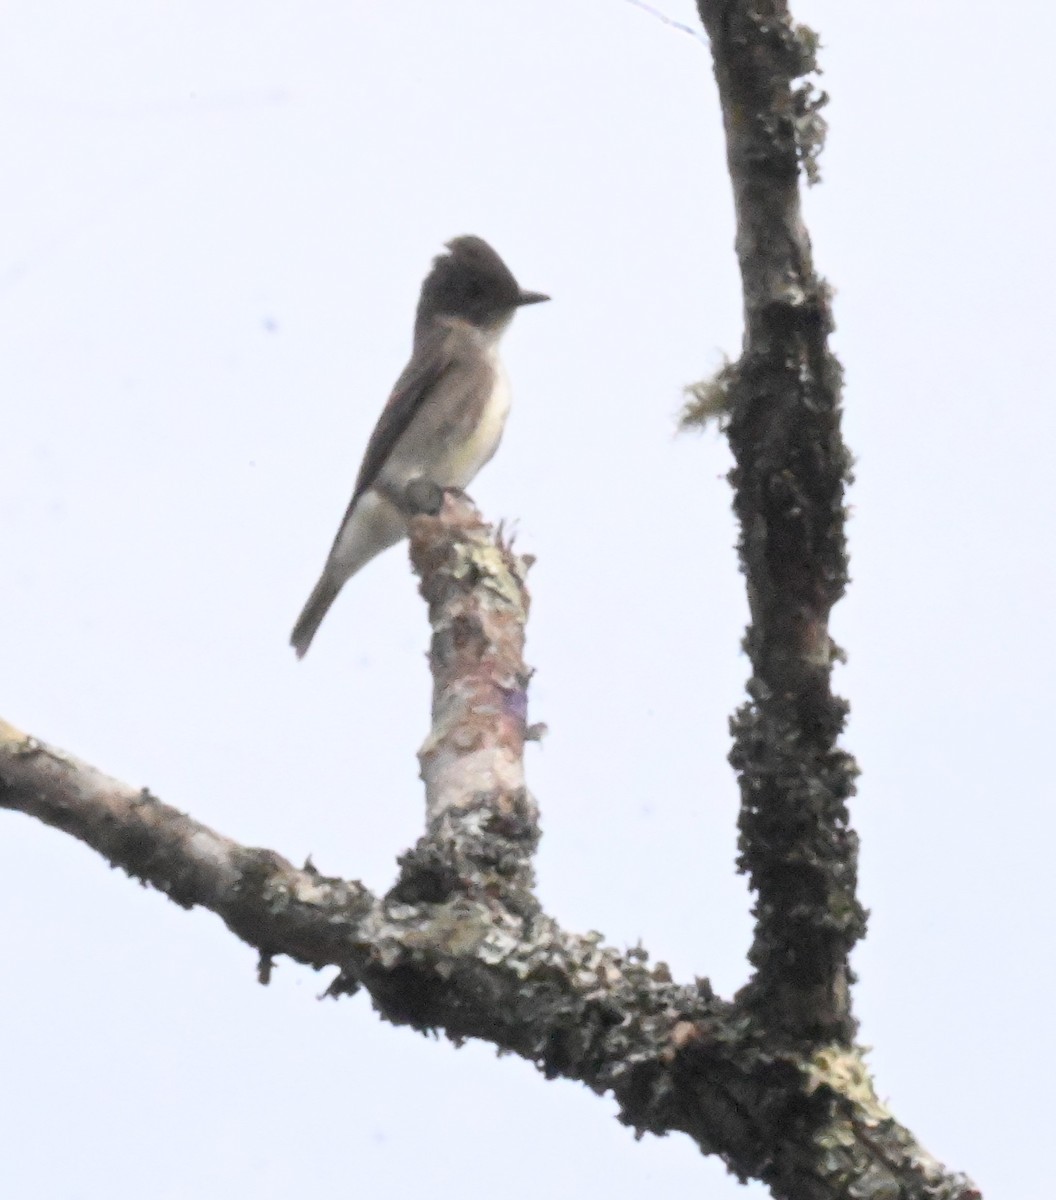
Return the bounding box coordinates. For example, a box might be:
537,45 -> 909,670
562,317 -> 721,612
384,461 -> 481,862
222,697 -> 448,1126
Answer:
2,2 -> 1052,1197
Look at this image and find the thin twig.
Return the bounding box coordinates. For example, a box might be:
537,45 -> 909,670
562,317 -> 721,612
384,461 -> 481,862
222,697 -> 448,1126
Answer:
621,0 -> 707,44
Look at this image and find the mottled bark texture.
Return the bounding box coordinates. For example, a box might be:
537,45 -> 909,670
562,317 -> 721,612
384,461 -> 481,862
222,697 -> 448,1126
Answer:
695,0 -> 864,1045
1,5 -> 981,1199
0,493 -> 981,1199
394,502 -> 540,914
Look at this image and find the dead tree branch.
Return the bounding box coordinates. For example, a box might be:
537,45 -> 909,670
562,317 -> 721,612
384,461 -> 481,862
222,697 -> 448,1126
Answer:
395,501 -> 540,910
0,5 -> 982,1198
0,493 -> 979,1198
696,0 -> 864,1044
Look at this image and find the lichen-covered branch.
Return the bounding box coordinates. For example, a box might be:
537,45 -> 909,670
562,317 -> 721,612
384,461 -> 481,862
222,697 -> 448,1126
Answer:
394,495 -> 540,911
0,715 -> 376,967
696,0 -> 866,1043
0,705 -> 979,1200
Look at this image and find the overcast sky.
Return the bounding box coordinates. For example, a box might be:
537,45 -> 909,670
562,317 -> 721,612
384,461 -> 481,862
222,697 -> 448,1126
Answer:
2,2 -> 1052,1197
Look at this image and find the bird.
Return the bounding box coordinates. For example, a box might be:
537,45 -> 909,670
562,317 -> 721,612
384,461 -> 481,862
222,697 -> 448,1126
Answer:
290,235 -> 548,658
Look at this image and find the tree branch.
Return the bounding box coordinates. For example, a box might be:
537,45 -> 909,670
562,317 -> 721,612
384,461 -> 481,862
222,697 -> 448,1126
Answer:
395,496 -> 540,910
0,496 -> 979,1199
0,703 -> 979,1200
696,0 -> 865,1044
0,714 -> 377,967
1,6 -> 983,1197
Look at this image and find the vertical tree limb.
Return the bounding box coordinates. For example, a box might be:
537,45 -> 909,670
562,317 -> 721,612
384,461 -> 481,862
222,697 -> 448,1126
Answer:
696,0 -> 865,1043
394,495 -> 540,912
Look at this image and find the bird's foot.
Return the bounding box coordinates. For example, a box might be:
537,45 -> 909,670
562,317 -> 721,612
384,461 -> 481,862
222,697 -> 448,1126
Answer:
402,478 -> 446,516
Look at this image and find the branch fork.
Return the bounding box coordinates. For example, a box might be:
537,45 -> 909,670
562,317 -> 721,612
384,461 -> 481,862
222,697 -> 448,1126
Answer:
0,5 -> 980,1197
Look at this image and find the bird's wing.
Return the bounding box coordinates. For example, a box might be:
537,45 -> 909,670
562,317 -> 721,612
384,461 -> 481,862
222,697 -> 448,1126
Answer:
345,323 -> 460,508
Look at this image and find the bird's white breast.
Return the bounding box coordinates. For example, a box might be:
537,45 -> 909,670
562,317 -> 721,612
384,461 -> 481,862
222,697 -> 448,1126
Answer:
446,345 -> 511,488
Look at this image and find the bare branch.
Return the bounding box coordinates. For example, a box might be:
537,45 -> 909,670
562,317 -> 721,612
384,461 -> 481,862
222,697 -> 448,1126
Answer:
0,715 -> 377,966
696,0 -> 865,1043
0,497 -> 979,1199
0,708 -> 979,1200
396,494 -> 540,909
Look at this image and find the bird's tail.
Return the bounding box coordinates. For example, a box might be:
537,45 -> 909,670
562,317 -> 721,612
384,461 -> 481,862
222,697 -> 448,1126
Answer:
290,491 -> 409,658
290,574 -> 341,659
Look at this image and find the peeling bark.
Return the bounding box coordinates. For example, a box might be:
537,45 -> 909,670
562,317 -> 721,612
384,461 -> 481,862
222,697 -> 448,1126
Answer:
395,496 -> 540,912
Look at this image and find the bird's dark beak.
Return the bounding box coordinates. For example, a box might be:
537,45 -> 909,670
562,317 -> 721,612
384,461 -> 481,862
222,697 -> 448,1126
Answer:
517,289 -> 550,306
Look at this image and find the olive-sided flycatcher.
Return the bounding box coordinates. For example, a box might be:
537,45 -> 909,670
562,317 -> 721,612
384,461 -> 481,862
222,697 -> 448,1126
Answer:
290,235 -> 548,657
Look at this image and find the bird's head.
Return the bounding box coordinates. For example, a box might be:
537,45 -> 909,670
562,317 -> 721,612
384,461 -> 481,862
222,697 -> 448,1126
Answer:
416,236 -> 548,335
